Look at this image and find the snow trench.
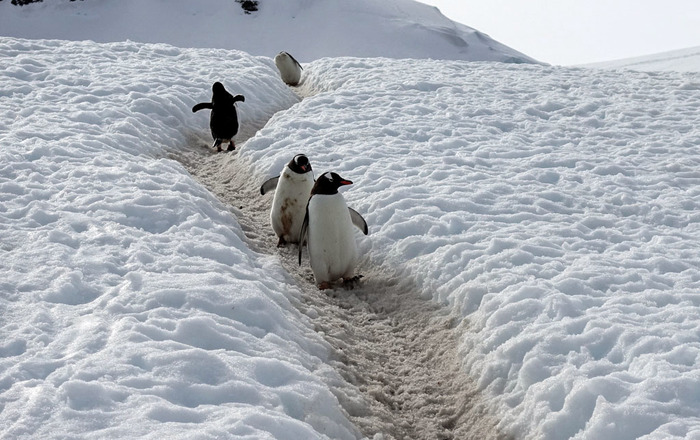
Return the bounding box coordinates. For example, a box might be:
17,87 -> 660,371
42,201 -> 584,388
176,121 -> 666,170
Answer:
174,74 -> 506,439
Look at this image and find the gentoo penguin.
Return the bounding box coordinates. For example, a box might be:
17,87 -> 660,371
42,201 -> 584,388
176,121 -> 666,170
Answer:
260,154 -> 315,247
192,82 -> 245,152
274,51 -> 303,86
298,172 -> 369,290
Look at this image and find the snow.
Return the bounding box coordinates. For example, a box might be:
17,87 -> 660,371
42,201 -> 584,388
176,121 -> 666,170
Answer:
247,58 -> 700,439
2,1 -> 700,439
0,37 -> 363,440
585,46 -> 700,72
0,0 -> 536,64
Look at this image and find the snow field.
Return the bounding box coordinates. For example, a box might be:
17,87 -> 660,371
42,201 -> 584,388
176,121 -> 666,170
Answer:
242,58 -> 700,439
2,34 -> 700,440
0,38 -> 359,439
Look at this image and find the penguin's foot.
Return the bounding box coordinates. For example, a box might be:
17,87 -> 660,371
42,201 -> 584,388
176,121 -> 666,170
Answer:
318,282 -> 333,290
227,141 -> 235,152
342,275 -> 364,290
276,237 -> 287,247
213,139 -> 223,152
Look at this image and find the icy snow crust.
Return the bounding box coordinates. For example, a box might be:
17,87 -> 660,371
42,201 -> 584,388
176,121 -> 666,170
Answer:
2,36 -> 700,439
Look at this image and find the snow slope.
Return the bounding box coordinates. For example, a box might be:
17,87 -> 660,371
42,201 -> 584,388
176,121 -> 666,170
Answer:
2,34 -> 700,439
3,1 -> 700,438
274,58 -> 700,440
0,0 -> 536,63
0,38 -> 362,439
585,46 -> 700,72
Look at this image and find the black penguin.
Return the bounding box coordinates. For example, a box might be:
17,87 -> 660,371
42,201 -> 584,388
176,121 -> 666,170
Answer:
192,82 -> 245,152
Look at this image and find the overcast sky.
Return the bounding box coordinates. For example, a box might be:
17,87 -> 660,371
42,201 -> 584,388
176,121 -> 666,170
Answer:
420,0 -> 700,65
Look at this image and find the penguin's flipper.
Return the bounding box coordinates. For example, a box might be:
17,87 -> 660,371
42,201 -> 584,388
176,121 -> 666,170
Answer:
192,102 -> 213,113
298,209 -> 309,265
348,208 -> 368,235
260,176 -> 280,195
233,94 -> 245,103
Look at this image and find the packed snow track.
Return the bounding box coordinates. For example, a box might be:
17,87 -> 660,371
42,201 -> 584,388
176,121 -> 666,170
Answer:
174,92 -> 505,440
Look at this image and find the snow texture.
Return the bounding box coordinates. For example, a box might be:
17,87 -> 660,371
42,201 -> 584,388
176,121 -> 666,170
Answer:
2,1 -> 700,439
246,57 -> 700,440
0,38 -> 359,440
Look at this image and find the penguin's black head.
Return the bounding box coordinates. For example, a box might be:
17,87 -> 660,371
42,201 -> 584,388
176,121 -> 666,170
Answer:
312,172 -> 353,195
212,82 -> 226,94
288,154 -> 312,174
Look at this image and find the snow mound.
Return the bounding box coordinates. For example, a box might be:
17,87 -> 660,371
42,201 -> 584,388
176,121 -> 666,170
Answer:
0,0 -> 537,63
0,37 -> 359,439
243,57 -> 700,440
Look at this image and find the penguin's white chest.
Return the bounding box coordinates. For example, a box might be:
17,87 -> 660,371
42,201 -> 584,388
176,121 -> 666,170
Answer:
274,53 -> 302,86
307,194 -> 358,283
270,168 -> 314,243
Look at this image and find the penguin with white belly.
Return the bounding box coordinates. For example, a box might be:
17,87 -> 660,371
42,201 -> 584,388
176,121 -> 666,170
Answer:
298,172 -> 369,290
274,51 -> 303,86
260,154 -> 315,247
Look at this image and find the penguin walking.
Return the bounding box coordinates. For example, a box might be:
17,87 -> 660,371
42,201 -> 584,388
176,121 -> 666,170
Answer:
298,172 -> 368,290
192,82 -> 245,152
274,51 -> 303,86
260,154 -> 315,247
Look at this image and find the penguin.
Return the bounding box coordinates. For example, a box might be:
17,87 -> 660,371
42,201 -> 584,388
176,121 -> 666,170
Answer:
274,51 -> 303,86
260,154 -> 315,247
192,82 -> 245,152
298,172 -> 369,290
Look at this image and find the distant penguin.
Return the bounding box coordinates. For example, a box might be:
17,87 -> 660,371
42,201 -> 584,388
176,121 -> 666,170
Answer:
298,172 -> 368,290
260,154 -> 315,247
274,51 -> 303,86
192,82 -> 245,152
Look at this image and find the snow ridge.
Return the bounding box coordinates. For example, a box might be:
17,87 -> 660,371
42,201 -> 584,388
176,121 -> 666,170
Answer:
240,58 -> 700,440
0,37 -> 359,440
585,45 -> 700,72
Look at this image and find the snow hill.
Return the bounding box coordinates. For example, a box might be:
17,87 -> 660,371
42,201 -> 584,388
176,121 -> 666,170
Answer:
585,46 -> 700,72
2,2 -> 700,440
0,0 -> 536,63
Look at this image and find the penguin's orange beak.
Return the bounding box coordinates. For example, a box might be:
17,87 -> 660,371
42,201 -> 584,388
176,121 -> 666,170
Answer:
340,179 -> 353,186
